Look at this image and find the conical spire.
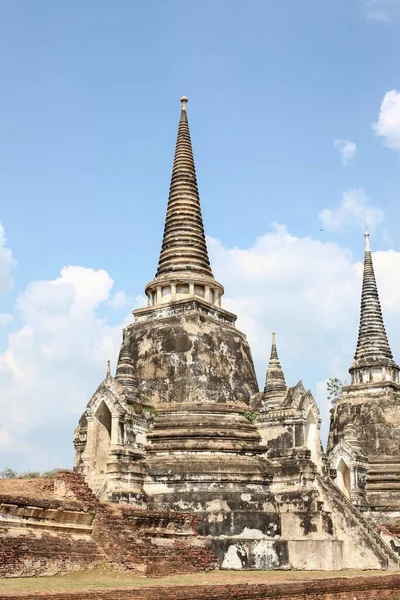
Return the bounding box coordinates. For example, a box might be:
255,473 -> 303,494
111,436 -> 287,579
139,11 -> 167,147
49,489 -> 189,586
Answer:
353,231 -> 393,366
156,96 -> 213,278
263,333 -> 287,402
143,97 -> 224,310
115,335 -> 138,398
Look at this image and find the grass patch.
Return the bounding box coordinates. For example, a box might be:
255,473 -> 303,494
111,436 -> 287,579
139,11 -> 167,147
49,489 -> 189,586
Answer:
0,566 -> 391,593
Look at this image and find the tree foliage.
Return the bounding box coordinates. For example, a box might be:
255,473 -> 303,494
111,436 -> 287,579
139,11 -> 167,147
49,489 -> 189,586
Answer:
327,377 -> 344,404
244,411 -> 259,422
0,467 -> 61,479
0,467 -> 17,479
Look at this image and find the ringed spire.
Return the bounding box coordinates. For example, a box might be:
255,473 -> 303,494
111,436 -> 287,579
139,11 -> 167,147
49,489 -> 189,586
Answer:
263,333 -> 287,408
350,231 -> 399,384
156,95 -> 212,277
144,97 -> 224,308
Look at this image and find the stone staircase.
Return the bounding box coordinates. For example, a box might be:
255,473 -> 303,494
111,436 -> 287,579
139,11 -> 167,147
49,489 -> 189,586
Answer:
366,457 -> 400,511
88,474 -> 108,497
316,474 -> 399,569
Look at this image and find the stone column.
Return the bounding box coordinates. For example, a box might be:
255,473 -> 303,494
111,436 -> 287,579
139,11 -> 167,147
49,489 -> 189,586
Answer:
110,414 -> 123,446
205,285 -> 211,303
156,286 -> 162,304
80,416 -> 95,477
171,282 -> 177,301
189,283 -> 194,297
214,289 -> 220,306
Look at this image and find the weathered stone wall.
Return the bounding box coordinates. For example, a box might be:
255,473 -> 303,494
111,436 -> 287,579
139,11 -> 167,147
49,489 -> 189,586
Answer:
328,385 -> 400,512
92,504 -> 216,576
59,472 -> 217,576
328,385 -> 400,457
2,574 -> 400,599
0,473 -> 217,578
128,303 -> 259,407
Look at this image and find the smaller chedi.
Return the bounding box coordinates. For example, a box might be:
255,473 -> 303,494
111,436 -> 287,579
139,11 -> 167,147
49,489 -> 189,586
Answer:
253,332 -> 323,471
74,97 -> 399,571
328,231 -> 400,520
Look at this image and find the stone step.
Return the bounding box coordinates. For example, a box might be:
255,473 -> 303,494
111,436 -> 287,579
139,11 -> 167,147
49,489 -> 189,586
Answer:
367,483 -> 400,491
368,475 -> 400,482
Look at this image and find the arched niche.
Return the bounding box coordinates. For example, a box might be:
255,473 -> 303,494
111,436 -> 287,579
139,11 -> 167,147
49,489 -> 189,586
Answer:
93,400 -> 112,474
305,409 -> 319,465
336,458 -> 351,499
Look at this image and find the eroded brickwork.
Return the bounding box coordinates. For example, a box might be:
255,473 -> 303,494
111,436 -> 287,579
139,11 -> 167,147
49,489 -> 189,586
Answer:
0,535 -> 101,578
0,473 -> 217,578
0,478 -> 101,577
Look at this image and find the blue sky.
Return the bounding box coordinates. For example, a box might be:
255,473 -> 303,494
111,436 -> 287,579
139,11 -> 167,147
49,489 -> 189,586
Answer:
1,0 -> 400,471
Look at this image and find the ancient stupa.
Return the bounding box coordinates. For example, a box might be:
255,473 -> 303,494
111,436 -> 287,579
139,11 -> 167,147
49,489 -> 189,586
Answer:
328,231 -> 400,519
74,98 -> 399,571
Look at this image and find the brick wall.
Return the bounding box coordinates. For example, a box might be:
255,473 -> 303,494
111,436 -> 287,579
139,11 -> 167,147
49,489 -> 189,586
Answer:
0,486 -> 102,577
1,574 -> 400,600
0,472 -> 217,578
56,472 -> 100,507
90,492 -> 217,575
0,535 -> 102,578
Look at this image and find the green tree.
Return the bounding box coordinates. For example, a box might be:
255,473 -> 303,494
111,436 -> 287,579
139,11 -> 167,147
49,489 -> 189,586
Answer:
20,471 -> 41,479
41,469 -> 61,479
327,377 -> 344,404
0,467 -> 17,479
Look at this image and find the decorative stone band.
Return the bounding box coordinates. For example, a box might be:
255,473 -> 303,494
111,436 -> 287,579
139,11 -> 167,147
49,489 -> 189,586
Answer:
145,272 -> 224,308
258,408 -> 298,421
349,364 -> 400,386
133,297 -> 237,326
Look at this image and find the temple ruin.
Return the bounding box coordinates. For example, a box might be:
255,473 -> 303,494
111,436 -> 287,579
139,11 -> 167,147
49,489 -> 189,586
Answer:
2,97 -> 400,578
71,97 -> 400,570
328,231 -> 400,524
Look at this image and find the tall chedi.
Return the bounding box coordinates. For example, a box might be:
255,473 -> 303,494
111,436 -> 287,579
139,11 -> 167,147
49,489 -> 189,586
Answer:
128,96 -> 272,515
328,231 -> 400,517
74,101 -> 400,572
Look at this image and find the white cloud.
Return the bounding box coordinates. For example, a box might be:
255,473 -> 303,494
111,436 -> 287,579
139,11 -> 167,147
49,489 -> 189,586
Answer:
0,265 -> 130,471
0,427 -> 13,450
0,313 -> 13,327
209,225 -> 400,443
2,221 -> 400,468
108,290 -> 131,309
366,10 -> 391,20
364,0 -> 400,21
334,139 -> 357,164
369,250 -> 400,312
319,188 -> 384,232
373,89 -> 400,151
0,223 -> 16,293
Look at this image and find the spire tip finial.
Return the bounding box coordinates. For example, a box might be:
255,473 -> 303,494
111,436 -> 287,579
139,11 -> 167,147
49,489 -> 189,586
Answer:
364,229 -> 370,252
107,360 -> 111,375
180,95 -> 188,110
264,331 -> 287,399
